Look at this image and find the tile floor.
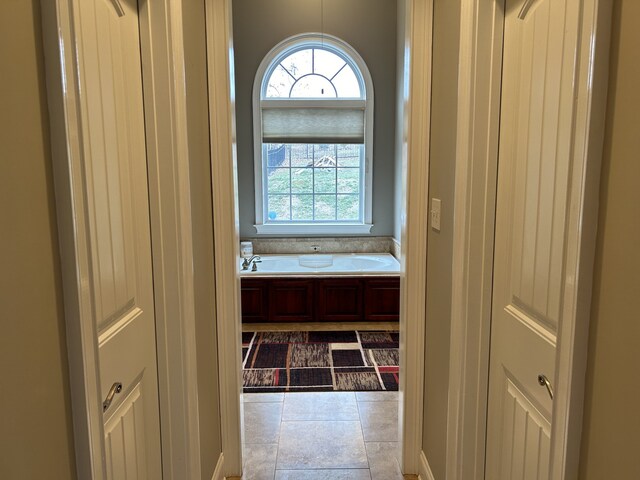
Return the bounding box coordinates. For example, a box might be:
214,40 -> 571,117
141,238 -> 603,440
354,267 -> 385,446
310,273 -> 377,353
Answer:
241,391 -> 404,480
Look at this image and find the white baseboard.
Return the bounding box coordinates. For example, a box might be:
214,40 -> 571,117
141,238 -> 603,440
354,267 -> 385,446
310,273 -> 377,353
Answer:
212,453 -> 224,480
419,450 -> 436,480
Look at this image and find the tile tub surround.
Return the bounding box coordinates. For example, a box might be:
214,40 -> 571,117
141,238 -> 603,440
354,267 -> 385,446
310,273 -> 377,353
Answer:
240,391 -> 409,480
244,237 -> 396,256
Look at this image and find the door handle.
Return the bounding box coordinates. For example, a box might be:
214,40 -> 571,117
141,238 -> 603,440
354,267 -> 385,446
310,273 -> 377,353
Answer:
537,374 -> 554,400
103,382 -> 123,412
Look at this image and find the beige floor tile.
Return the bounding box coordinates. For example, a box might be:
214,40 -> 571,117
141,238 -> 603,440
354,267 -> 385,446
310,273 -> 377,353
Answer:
355,391 -> 399,402
365,442 -> 403,480
277,420 -> 368,469
357,401 -> 398,442
242,443 -> 278,480
244,392 -> 285,403
244,402 -> 283,444
274,469 -> 371,479
282,392 -> 359,421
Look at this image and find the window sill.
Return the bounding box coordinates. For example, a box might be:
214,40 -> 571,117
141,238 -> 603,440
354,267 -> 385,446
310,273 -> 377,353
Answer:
254,223 -> 373,235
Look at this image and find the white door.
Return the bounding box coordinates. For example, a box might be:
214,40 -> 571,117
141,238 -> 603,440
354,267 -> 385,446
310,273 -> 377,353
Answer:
75,0 -> 162,477
486,0 -> 579,477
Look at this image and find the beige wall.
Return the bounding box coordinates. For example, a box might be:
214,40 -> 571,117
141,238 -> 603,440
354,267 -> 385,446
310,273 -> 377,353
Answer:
0,0 -> 76,478
578,1 -> 640,478
422,1 -> 461,478
182,1 -> 224,477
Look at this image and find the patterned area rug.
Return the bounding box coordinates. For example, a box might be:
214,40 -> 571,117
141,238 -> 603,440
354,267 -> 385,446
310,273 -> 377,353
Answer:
242,330 -> 399,392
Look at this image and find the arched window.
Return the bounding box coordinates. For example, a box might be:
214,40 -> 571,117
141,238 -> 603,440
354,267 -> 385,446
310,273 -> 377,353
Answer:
253,33 -> 374,234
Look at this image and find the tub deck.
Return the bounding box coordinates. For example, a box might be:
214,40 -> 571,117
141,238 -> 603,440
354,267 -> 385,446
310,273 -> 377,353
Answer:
239,253 -> 400,277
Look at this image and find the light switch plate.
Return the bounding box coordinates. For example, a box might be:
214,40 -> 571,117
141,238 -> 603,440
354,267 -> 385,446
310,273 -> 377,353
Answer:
431,198 -> 441,232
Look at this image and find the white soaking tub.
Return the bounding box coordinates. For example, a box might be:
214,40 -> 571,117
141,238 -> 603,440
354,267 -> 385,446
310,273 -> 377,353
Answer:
239,253 -> 400,277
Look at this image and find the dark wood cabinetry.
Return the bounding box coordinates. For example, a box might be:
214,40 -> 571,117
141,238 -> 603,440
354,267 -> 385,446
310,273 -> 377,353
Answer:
240,276 -> 399,323
268,279 -> 314,322
364,278 -> 401,321
317,278 -> 364,322
240,279 -> 269,322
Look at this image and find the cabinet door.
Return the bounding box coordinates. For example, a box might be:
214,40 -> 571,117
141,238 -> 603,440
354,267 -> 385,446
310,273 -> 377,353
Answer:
317,278 -> 364,322
364,277 -> 400,321
269,279 -> 314,322
241,279 -> 269,322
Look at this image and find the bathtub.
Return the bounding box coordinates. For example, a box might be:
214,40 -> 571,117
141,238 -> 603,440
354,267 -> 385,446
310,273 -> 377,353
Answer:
238,253 -> 400,277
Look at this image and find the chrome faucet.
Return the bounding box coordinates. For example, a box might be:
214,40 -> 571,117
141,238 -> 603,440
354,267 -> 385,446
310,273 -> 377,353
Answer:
242,254 -> 261,271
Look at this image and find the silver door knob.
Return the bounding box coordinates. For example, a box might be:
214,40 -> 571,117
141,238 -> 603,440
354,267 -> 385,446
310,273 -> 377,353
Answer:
103,382 -> 123,412
537,374 -> 554,400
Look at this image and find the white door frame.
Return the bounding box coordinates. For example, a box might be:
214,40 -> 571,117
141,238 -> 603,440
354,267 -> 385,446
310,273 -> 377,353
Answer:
42,0 -> 204,478
445,1 -> 613,479
205,0 -> 433,476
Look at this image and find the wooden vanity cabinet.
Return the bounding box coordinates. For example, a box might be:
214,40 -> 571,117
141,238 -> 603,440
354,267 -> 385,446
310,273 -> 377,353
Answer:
364,278 -> 401,321
268,279 -> 314,322
240,276 -> 399,323
240,279 -> 269,322
316,278 -> 364,322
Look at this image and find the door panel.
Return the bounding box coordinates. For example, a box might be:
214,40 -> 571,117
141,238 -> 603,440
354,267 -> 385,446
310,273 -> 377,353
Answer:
486,0 -> 576,477
498,377 -> 551,479
104,383 -> 149,479
76,0 -> 162,477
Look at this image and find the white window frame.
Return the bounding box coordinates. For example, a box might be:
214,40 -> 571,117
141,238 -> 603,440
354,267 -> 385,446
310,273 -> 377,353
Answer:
252,33 -> 374,235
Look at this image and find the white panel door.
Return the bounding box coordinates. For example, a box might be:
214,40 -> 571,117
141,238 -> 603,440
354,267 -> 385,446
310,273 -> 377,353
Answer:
486,0 -> 578,478
75,0 -> 162,477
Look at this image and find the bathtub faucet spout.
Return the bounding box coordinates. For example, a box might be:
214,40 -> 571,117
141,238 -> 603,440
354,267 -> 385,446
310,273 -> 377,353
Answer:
242,254 -> 261,270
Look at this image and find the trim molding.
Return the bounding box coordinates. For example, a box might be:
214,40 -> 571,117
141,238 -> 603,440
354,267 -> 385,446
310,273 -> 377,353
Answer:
399,0 -> 433,474
138,1 -> 203,477
205,0 -> 244,476
254,223 -> 373,235
419,451 -> 436,480
251,33 -> 375,229
41,2 -> 106,476
211,453 -> 225,480
549,1 -> 612,478
445,1 -> 503,479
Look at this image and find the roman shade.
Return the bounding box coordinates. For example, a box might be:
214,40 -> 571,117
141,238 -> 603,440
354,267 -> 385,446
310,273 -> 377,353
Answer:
261,100 -> 366,144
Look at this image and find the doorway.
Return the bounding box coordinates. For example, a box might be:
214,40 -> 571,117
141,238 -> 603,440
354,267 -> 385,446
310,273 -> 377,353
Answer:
233,1 -> 405,478
207,0 -> 432,477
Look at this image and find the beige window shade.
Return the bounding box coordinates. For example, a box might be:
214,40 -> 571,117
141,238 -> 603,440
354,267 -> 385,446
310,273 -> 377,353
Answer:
262,105 -> 365,144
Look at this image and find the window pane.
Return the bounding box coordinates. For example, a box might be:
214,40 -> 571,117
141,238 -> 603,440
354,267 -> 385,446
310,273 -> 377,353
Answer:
267,168 -> 290,194
314,195 -> 336,220
266,144 -> 289,167
290,75 -> 336,98
313,48 -> 346,79
313,143 -> 334,159
291,194 -> 313,220
337,194 -> 360,221
337,168 -> 359,193
290,144 -> 310,167
267,195 -> 290,221
314,168 -> 336,193
281,49 -> 312,79
336,144 -> 361,167
262,143 -> 365,225
291,168 -> 313,193
265,65 -> 294,98
333,65 -> 361,98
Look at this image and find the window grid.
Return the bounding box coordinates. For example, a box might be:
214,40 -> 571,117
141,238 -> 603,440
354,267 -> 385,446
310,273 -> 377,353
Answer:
265,47 -> 362,99
265,143 -> 362,223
